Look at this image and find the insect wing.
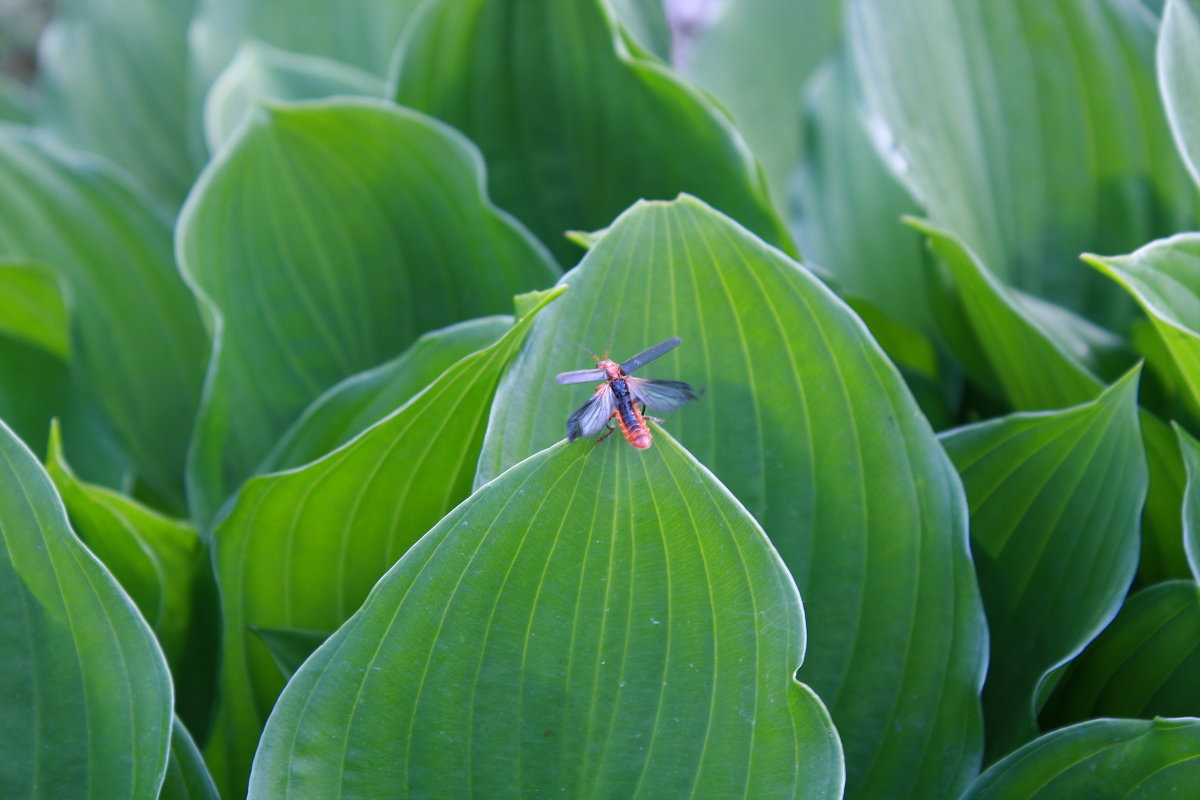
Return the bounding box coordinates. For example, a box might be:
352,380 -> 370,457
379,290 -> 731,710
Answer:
566,383 -> 616,441
626,377 -> 698,412
619,336 -> 681,375
555,368 -> 608,385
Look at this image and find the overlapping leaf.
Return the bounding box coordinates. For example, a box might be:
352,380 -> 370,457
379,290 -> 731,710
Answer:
479,196 -> 986,800
249,431 -> 844,799
1041,581 -> 1200,725
177,98 -> 558,525
960,718 -> 1200,798
161,719 -> 219,800
1180,424 -> 1200,578
391,0 -> 790,263
1160,0 -> 1200,187
940,372 -> 1147,760
204,292 -> 559,799
0,418 -> 172,799
0,127 -> 207,510
848,0 -> 1194,327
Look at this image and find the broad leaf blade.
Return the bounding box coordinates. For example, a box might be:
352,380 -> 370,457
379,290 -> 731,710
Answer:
0,418 -> 173,799
960,717 -> 1200,798
260,315 -> 511,472
178,98 -> 558,525
479,196 -> 986,799
848,0 -> 1194,327
1041,581 -> 1200,725
160,718 -> 219,800
0,258 -> 68,359
204,291 -> 560,798
1160,0 -> 1200,187
1179,424 -> 1200,579
0,128 -> 207,510
940,371 -> 1147,760
392,0 -> 790,264
249,431 -> 844,799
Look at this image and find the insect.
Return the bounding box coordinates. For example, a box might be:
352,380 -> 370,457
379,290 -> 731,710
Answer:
556,336 -> 698,449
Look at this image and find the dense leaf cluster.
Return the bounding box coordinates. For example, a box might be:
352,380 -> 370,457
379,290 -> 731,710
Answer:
1,1 -> 1199,798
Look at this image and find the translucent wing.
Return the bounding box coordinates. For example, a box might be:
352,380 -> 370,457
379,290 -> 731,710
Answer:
626,377 -> 698,412
619,336 -> 681,375
555,368 -> 607,385
566,384 -> 616,441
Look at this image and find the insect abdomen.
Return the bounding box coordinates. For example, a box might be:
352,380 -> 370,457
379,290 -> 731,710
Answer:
610,378 -> 652,449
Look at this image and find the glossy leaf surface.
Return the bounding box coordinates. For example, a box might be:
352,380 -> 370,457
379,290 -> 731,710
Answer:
392,0 -> 789,263
0,418 -> 172,799
249,431 -> 844,799
941,372 -> 1147,760
1160,0 -> 1200,186
178,98 -> 558,524
479,195 -> 986,800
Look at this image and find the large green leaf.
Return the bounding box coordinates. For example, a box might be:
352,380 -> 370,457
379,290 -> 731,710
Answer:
203,40 -> 386,155
940,371 -> 1147,761
0,127 -> 208,510
177,98 -> 558,525
1160,0 -> 1200,187
248,430 -> 844,799
0,258 -> 68,359
161,719 -> 219,800
479,196 -> 986,799
960,717 -> 1200,798
0,418 -> 173,799
609,0 -> 671,60
848,0 -> 1195,327
912,219 -> 1190,584
204,290 -> 560,798
684,0 -> 842,209
1041,581 -> 1200,726
260,315 -> 511,472
37,0 -> 198,208
44,423 -> 202,670
391,0 -> 790,264
1180,424 -> 1200,579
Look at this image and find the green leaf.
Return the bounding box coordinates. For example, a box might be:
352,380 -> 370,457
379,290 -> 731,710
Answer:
0,128 -> 208,511
609,0 -> 672,60
44,422 -> 202,670
0,259 -> 69,359
792,51 -> 931,332
391,0 -> 791,264
0,74 -> 33,123
160,718 -> 219,800
910,219 -> 1189,584
684,0 -> 842,208
203,290 -> 561,798
248,430 -> 844,799
204,40 -> 386,155
1041,581 -> 1200,726
479,196 -> 986,800
940,371 -> 1148,761
960,717 -> 1200,798
260,315 -> 511,473
1179,424 -> 1200,579
848,0 -> 1195,327
248,626 -> 328,681
37,0 -> 199,207
178,98 -> 558,525
1160,0 -> 1200,187
0,417 -> 172,799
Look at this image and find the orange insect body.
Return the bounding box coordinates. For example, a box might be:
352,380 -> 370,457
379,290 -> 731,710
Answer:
597,359 -> 653,449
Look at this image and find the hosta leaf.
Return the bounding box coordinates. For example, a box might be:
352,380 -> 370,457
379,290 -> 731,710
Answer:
44,423 -> 201,669
848,0 -> 1194,327
609,0 -> 671,59
1160,0 -> 1200,186
37,0 -> 198,207
204,290 -> 560,798
204,40 -> 386,155
792,52 -> 930,331
391,0 -> 790,264
1180,424 -> 1200,579
178,98 -> 558,525
684,0 -> 842,208
1041,581 -> 1200,726
0,418 -> 172,799
479,196 -> 986,800
249,626 -> 328,681
0,128 -> 207,510
940,371 -> 1147,761
160,719 -> 219,800
249,431 -> 844,799
0,258 -> 68,359
912,219 -> 1189,583
960,717 -> 1200,799
260,315 -> 511,472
